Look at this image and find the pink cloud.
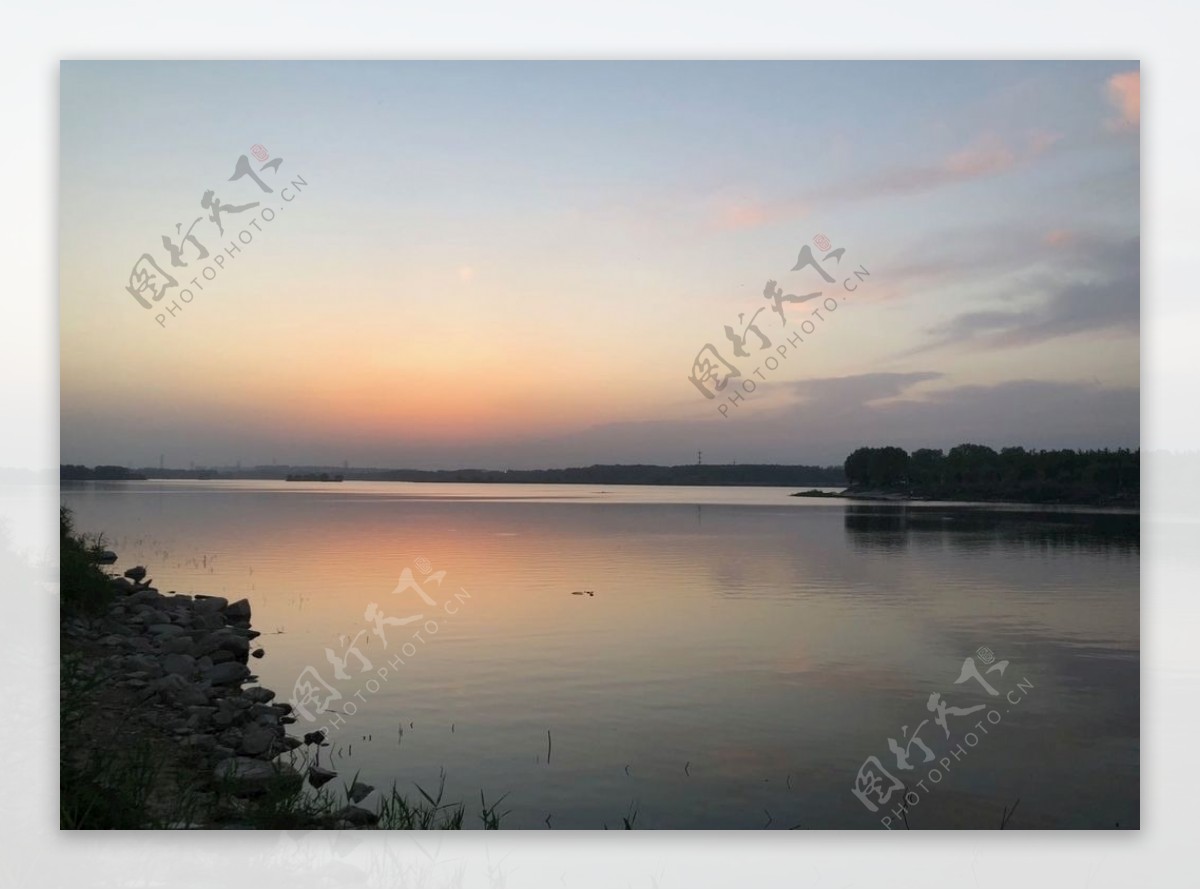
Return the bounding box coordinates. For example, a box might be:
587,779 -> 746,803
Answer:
1106,70 -> 1140,130
1043,229 -> 1074,247
943,138 -> 1018,177
710,196 -> 807,232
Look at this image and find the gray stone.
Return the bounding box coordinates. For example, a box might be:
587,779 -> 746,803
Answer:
242,687 -> 275,704
127,590 -> 162,607
224,599 -> 252,622
162,653 -> 196,677
196,631 -> 249,659
176,684 -> 210,707
205,662 -> 250,686
251,648 -> 265,659
196,613 -> 226,631
161,636 -> 198,655
148,624 -> 188,638
212,757 -> 302,797
152,674 -> 190,696
193,595 -> 229,613
239,724 -> 277,756
123,565 -> 148,582
348,782 -> 374,804
307,765 -> 337,788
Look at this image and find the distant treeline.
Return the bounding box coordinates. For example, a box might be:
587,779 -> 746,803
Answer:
372,463 -> 846,487
60,463 -> 847,487
843,444 -> 1139,505
60,464 -> 147,481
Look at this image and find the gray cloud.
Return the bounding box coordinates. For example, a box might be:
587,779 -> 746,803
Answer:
906,236 -> 1139,355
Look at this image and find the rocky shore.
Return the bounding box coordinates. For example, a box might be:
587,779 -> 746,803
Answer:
61,561 -> 381,828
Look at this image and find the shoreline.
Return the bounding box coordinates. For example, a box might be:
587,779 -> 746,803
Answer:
61,558 -> 386,828
789,488 -> 1140,510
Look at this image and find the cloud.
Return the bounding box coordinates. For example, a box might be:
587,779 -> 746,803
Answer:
806,131 -> 1061,205
1106,70 -> 1140,131
705,130 -> 1063,231
908,236 -> 1139,354
511,374 -> 1139,466
61,370 -> 1139,469
792,371 -> 943,407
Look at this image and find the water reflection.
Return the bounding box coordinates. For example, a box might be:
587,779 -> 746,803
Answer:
844,504 -> 1139,554
60,481 -> 1138,828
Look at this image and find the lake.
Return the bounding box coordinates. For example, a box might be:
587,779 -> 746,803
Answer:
60,480 -> 1139,829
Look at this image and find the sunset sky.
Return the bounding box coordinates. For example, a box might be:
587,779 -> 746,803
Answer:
60,61 -> 1139,469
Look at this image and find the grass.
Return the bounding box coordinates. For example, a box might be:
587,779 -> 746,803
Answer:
59,507 -> 115,615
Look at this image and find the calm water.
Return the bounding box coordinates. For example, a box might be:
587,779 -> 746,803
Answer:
61,481 -> 1139,829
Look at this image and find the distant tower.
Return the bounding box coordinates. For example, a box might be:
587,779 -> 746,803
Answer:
697,450 -> 703,466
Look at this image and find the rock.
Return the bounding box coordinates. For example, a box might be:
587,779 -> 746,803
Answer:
161,636 -> 198,655
196,631 -> 249,660
193,595 -> 229,613
348,782 -> 374,804
205,662 -> 250,686
185,733 -> 218,751
303,730 -> 326,746
242,687 -> 275,704
238,724 -> 277,756
110,577 -> 136,594
224,599 -> 252,623
212,757 -> 302,797
196,613 -> 226,631
162,653 -> 196,677
152,674 -> 191,697
148,624 -> 188,638
127,590 -> 162,607
308,765 -> 337,788
251,648 -> 265,659
333,804 -> 378,826
95,549 -> 118,564
123,654 -> 159,673
176,684 -> 210,707
123,566 -> 148,582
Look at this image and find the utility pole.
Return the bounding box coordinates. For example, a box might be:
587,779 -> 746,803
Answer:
697,450 -> 703,466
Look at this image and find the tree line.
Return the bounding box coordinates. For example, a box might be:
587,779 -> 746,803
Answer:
843,444 -> 1139,505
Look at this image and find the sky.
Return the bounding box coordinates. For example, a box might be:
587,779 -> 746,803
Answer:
59,61 -> 1140,469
